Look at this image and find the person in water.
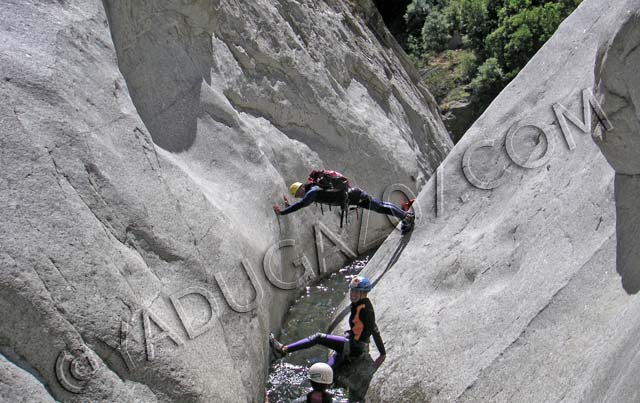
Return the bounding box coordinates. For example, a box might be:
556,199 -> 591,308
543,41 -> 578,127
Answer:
269,276 -> 386,370
291,362 -> 334,403
273,179 -> 415,232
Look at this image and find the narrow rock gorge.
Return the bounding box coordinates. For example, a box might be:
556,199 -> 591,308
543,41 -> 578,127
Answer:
0,0 -> 450,402
3,0 -> 640,402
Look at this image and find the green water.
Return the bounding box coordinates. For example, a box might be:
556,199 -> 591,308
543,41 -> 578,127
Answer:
266,255 -> 371,403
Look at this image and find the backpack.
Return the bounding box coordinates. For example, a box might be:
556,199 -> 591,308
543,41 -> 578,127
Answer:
307,170 -> 351,192
307,169 -> 353,228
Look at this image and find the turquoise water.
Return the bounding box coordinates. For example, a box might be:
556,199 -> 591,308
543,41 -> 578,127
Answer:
266,255 -> 371,403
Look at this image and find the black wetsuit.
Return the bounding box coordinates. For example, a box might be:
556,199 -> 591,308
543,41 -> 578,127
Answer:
348,298 -> 385,357
280,185 -> 405,219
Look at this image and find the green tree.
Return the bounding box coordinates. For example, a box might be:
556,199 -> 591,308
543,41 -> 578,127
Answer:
422,9 -> 452,52
469,57 -> 506,106
405,0 -> 449,56
485,2 -> 564,77
443,0 -> 463,35
388,0 -> 583,141
460,0 -> 491,49
405,0 -> 446,33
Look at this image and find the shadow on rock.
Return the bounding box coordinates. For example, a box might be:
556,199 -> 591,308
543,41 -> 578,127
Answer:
619,260 -> 640,295
372,230 -> 412,288
327,230 -> 412,334
333,353 -> 376,402
103,1 -> 219,153
613,174 -> 640,295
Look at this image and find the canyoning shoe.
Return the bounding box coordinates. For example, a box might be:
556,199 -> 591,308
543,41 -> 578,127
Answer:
400,212 -> 415,234
269,333 -> 287,359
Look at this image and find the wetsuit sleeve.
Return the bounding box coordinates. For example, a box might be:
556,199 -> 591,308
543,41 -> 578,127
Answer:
362,304 -> 386,355
372,328 -> 385,356
280,187 -> 318,215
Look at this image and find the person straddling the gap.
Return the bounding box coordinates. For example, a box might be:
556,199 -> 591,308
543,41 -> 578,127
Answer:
290,362 -> 334,403
269,276 -> 386,371
272,169 -> 415,232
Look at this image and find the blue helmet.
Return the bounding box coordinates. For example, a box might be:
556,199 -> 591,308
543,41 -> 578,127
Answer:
349,276 -> 372,292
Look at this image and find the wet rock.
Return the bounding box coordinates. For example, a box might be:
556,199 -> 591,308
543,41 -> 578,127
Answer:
333,353 -> 375,402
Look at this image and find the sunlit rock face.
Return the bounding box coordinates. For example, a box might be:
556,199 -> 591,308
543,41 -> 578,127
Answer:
358,1 -> 640,402
0,0 -> 450,401
102,0 -> 452,254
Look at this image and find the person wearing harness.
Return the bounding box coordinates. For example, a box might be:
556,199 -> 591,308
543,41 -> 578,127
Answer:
290,362 -> 334,403
273,170 -> 415,232
269,276 -> 386,371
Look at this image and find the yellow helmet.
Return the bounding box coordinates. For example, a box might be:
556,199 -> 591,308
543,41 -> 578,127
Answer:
289,182 -> 303,197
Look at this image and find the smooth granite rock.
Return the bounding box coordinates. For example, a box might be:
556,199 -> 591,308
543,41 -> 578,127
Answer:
0,0 -> 450,402
0,353 -> 57,403
344,1 -> 640,402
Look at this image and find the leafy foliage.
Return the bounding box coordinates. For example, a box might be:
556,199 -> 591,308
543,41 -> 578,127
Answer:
423,50 -> 478,106
398,0 -> 582,140
422,9 -> 452,52
486,2 -> 565,77
469,57 -> 506,106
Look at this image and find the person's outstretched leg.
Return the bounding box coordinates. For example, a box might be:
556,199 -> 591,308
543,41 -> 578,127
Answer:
351,189 -> 416,233
287,333 -> 346,352
270,333 -> 347,358
357,195 -> 406,219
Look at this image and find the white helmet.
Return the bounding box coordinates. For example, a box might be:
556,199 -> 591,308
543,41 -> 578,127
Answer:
308,362 -> 333,385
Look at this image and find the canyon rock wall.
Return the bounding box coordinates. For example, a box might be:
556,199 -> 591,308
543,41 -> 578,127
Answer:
357,1 -> 640,402
0,0 -> 450,402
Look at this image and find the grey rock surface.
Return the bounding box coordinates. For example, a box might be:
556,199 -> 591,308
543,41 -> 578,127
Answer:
0,354 -> 57,403
0,0 -> 450,402
102,0 -> 452,250
348,1 -> 640,402
594,5 -> 640,295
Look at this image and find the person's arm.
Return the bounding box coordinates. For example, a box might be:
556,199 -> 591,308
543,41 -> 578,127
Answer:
362,304 -> 386,368
279,186 -> 318,215
371,326 -> 385,356
371,327 -> 386,369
